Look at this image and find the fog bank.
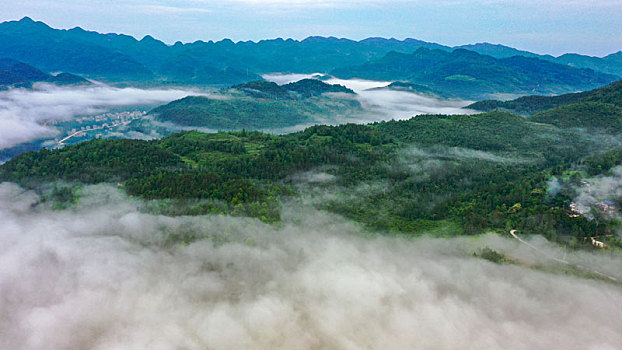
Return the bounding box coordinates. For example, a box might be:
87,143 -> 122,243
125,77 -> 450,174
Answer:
0,84 -> 202,149
263,73 -> 474,123
1,182 -> 621,350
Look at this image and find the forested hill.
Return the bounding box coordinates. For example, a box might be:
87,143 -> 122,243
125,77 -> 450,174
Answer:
283,79 -> 354,97
0,58 -> 90,89
148,80 -> 361,130
465,80 -> 622,132
467,80 -> 622,115
3,110 -> 621,247
232,79 -> 354,99
330,48 -> 618,99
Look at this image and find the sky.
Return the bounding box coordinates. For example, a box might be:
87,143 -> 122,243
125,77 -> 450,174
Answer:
0,0 -> 621,57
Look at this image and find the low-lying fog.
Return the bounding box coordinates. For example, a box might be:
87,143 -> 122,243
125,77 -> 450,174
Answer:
1,182 -> 621,350
263,73 -> 475,122
0,83 -> 203,150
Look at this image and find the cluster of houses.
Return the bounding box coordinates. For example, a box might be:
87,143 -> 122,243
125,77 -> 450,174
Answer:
566,200 -> 618,249
590,237 -> 608,248
567,200 -> 618,218
69,111 -> 146,134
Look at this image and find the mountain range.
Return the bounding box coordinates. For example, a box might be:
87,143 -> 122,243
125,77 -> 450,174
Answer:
456,43 -> 622,77
0,17 -> 620,98
331,48 -> 617,99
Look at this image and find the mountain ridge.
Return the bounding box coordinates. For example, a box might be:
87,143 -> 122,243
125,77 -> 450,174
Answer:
0,17 -> 619,97
331,48 -> 618,99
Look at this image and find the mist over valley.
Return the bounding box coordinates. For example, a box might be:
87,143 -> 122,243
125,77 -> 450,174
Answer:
0,13 -> 621,350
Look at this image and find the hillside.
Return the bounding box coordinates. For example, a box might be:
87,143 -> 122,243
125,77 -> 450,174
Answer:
149,79 -> 360,130
150,96 -> 316,130
468,80 -> 622,115
231,79 -> 354,99
283,79 -> 354,97
0,57 -> 90,88
529,102 -> 622,131
331,48 -> 618,99
3,109 -> 619,243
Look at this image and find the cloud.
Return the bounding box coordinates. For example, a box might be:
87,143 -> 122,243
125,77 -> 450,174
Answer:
132,4 -> 212,14
263,74 -> 474,124
0,83 -> 203,150
404,145 -> 537,164
1,182 -> 621,349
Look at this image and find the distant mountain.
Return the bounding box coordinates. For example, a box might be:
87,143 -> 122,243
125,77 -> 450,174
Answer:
0,57 -> 90,89
47,72 -> 91,86
0,17 -> 451,85
1,17 -> 619,91
331,48 -> 619,99
455,43 -> 542,59
0,18 -> 155,82
468,80 -> 622,115
553,52 -> 622,77
456,43 -> 622,77
0,57 -> 49,87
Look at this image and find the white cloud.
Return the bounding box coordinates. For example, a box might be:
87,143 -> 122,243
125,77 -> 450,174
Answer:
132,4 -> 212,14
0,83 -> 203,150
0,182 -> 621,349
263,74 -> 474,124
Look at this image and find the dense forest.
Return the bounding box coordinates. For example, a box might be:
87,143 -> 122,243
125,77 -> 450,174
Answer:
3,106 -> 622,248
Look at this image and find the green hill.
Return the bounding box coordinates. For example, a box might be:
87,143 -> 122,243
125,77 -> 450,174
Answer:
150,96 -> 313,130
468,80 -> 622,133
468,80 -> 622,115
283,79 -> 354,97
149,79 -> 360,130
529,102 -> 622,131
150,95 -> 361,131
231,81 -> 293,99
